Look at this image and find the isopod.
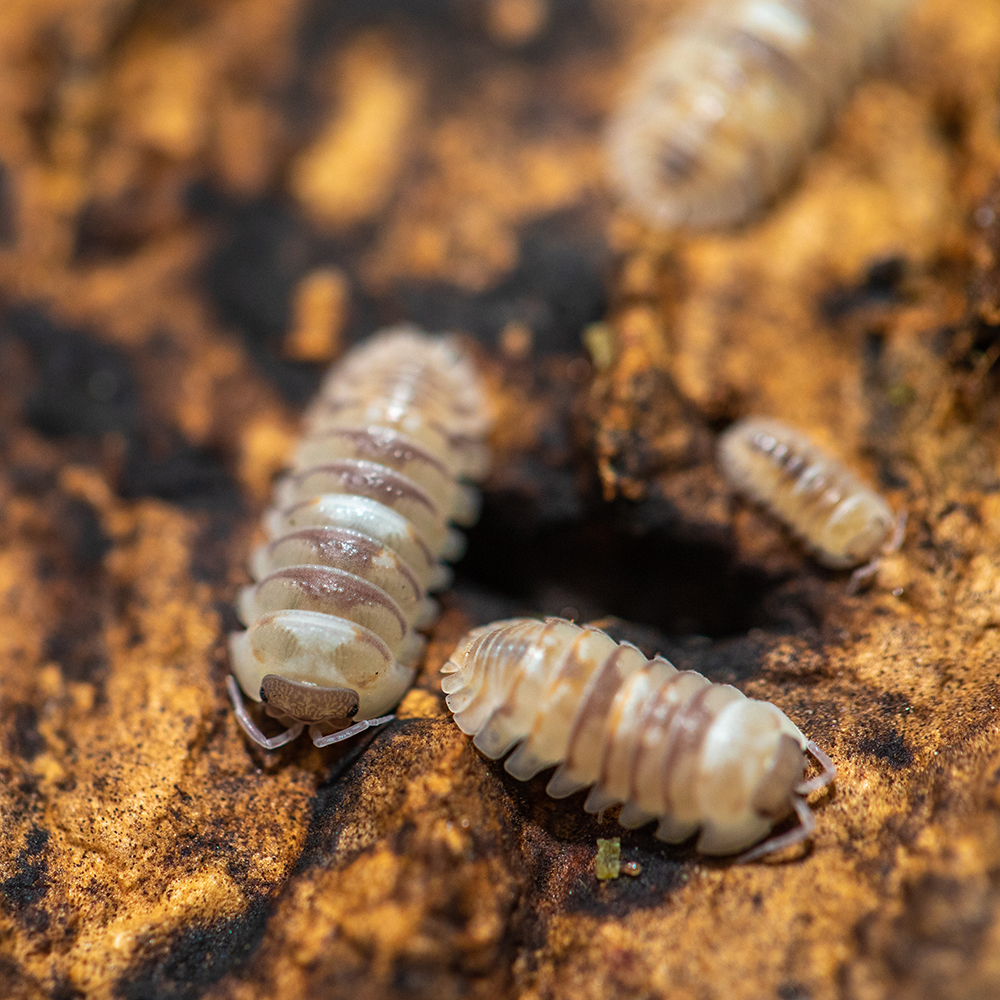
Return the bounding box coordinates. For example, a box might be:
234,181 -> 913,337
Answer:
228,325 -> 491,749
441,617 -> 835,859
717,416 -> 902,587
606,0 -> 913,230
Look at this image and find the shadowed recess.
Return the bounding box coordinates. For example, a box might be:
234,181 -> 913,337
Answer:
197,191 -> 609,404
456,484 -> 807,651
819,254 -> 909,322
119,433 -> 242,514
0,827 -> 50,935
503,774 -> 693,917
2,304 -> 242,513
1,307 -> 141,439
393,209 -> 610,354
295,0 -> 609,72
0,161 -> 16,246
114,900 -> 271,1000
297,717 -> 461,870
858,727 -> 913,770
194,191 -> 325,404
8,705 -> 45,763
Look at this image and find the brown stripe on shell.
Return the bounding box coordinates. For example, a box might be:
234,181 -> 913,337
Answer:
256,565 -> 408,636
290,461 -> 440,518
313,427 -> 452,478
264,527 -> 424,603
562,645 -> 641,776
720,416 -> 897,569
728,27 -> 815,91
657,139 -> 702,184
279,497 -> 438,570
605,0 -> 913,231
657,683 -> 720,815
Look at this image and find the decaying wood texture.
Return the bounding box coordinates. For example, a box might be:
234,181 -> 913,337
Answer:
1,1 -> 1000,999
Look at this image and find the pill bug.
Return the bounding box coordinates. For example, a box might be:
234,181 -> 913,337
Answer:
606,0 -> 913,230
717,415 -> 902,588
228,325 -> 491,749
442,617 -> 835,859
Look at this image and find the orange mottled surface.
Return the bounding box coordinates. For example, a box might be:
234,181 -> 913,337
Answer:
1,1 -> 1000,999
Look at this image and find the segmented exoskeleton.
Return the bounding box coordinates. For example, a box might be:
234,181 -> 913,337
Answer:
606,0 -> 913,229
442,617 -> 835,860
717,416 -> 902,588
228,326 -> 491,749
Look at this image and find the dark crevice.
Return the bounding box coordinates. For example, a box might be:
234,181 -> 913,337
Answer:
3,306 -> 142,440
115,899 -> 272,1000
0,826 -> 50,934
295,0 -> 611,87
196,189 -> 610,403
819,254 -> 909,322
2,305 -> 244,513
453,470 -> 822,689
390,208 -> 610,354
0,162 -> 17,246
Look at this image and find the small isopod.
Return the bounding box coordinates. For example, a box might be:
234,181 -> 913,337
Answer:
442,617 -> 835,859
717,416 -> 902,588
606,0 -> 913,229
228,325 -> 491,749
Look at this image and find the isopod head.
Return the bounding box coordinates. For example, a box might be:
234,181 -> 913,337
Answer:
816,492 -> 895,568
229,608 -> 417,722
692,700 -> 806,854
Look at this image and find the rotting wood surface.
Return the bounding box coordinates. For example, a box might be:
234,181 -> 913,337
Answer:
1,1 -> 1000,998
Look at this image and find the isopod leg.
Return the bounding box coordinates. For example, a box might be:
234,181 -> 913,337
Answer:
847,511 -> 907,595
885,510 -> 908,555
226,675 -> 305,749
736,796 -> 815,864
310,714 -> 395,748
796,740 -> 837,795
847,558 -> 880,595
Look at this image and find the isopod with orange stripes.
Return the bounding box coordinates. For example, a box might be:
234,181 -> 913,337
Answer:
228,325 -> 491,750
441,617 -> 835,860
717,416 -> 904,590
606,0 -> 914,230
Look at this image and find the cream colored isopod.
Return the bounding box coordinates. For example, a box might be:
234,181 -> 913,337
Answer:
442,617 -> 835,860
717,416 -> 903,587
606,0 -> 914,229
228,325 -> 491,750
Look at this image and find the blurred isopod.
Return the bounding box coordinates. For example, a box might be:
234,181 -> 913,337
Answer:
717,416 -> 903,588
228,325 -> 491,749
442,617 -> 835,859
606,0 -> 914,229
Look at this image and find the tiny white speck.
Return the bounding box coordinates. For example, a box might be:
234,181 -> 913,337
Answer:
693,92 -> 726,122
